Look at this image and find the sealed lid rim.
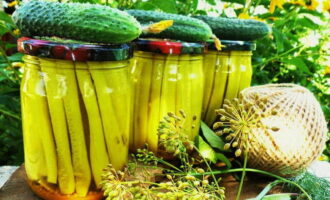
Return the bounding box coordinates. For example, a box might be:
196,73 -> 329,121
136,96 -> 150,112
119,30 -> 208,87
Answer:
134,50 -> 203,61
208,40 -> 256,51
17,37 -> 134,61
134,39 -> 206,55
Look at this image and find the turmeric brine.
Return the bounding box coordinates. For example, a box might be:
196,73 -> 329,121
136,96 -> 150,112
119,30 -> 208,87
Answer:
19,37 -> 132,200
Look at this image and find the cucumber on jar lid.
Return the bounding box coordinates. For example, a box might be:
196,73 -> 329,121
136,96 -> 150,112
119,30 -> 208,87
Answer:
194,15 -> 271,41
13,1 -> 142,44
126,9 -> 213,42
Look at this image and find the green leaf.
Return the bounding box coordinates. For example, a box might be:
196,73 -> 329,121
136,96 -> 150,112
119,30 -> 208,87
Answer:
8,53 -> 23,62
220,0 -> 245,4
205,0 -> 216,5
299,9 -> 325,18
296,17 -> 319,29
300,13 -> 324,25
0,23 -> 11,36
194,10 -> 208,15
254,180 -> 285,200
215,153 -> 232,168
0,11 -> 14,25
248,193 -> 294,200
4,43 -> 17,50
281,58 -> 311,74
272,28 -> 284,53
196,136 -> 217,163
200,121 -> 226,151
191,0 -> 198,11
0,105 -> 21,120
134,2 -> 158,10
150,0 -> 178,13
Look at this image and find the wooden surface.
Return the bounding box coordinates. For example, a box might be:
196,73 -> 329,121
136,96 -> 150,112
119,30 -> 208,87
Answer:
0,166 -> 40,200
0,166 -> 280,200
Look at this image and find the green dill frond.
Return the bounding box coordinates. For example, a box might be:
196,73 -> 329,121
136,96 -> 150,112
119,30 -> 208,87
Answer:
284,172 -> 330,200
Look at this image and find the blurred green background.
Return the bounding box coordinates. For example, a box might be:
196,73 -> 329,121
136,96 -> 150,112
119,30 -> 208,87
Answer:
0,0 -> 329,165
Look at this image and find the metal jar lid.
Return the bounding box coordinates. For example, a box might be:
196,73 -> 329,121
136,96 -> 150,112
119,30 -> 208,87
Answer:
134,39 -> 206,55
208,40 -> 256,51
17,37 -> 134,61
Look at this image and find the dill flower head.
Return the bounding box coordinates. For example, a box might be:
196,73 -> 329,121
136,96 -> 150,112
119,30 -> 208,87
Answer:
101,163 -> 226,200
158,110 -> 194,156
213,97 -> 265,157
101,164 -> 133,200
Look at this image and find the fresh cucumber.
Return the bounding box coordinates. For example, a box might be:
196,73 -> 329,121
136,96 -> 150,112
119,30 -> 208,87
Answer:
194,15 -> 270,41
127,9 -> 213,42
13,1 -> 141,43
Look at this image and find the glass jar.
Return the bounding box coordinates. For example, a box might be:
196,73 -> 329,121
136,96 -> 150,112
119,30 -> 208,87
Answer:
202,40 -> 255,126
131,39 -> 206,153
18,37 -> 133,200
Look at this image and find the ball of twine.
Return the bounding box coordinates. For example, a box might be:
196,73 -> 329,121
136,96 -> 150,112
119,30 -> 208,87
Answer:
240,83 -> 328,177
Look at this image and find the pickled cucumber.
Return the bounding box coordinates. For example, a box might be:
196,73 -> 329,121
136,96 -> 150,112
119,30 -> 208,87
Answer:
105,61 -> 131,151
39,58 -> 75,194
203,52 -> 229,126
146,54 -> 165,152
202,52 -> 218,119
75,62 -> 109,188
159,54 -> 178,121
89,61 -> 129,170
130,57 -> 143,150
133,54 -> 153,150
223,51 -> 243,101
189,55 -> 204,140
57,60 -> 91,196
21,59 -> 50,182
237,52 -> 253,92
103,61 -> 130,170
176,55 -> 192,139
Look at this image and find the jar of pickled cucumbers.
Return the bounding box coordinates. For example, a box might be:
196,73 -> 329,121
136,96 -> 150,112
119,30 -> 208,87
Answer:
131,39 -> 206,153
18,37 -> 133,200
202,40 -> 256,126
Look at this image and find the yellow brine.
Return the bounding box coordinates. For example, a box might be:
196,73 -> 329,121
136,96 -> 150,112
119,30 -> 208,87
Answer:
202,41 -> 254,126
131,39 -> 206,153
19,38 -> 133,200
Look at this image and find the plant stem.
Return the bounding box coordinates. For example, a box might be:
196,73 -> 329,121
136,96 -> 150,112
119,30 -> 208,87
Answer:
169,168 -> 312,200
259,45 -> 304,70
235,151 -> 248,200
255,180 -> 284,200
0,46 -> 11,67
0,107 -> 21,120
157,159 -> 183,172
194,146 -> 221,190
275,7 -> 299,28
242,0 -> 252,15
120,180 -> 159,185
251,0 -> 262,15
